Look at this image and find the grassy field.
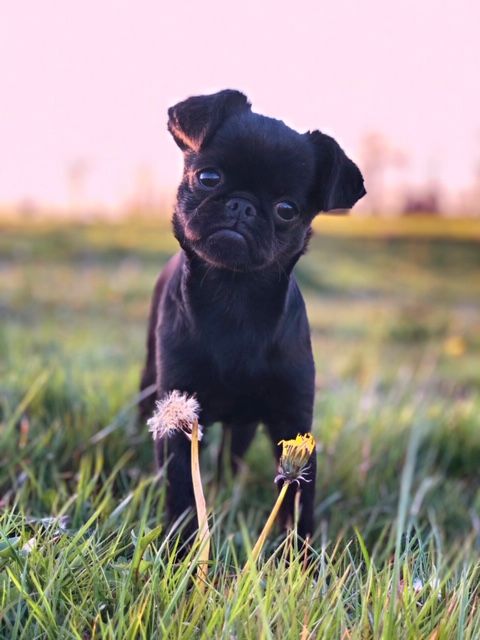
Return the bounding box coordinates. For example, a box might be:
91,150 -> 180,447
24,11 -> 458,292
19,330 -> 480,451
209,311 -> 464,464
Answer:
0,216 -> 479,638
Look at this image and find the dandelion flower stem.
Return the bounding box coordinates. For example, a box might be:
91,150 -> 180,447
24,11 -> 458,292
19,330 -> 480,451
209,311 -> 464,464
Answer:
247,480 -> 291,568
191,418 -> 210,589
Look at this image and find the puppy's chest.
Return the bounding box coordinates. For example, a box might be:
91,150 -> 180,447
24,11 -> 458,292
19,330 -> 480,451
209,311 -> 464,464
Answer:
196,333 -> 274,424
158,328 -> 272,425
175,319 -> 276,402
199,319 -> 273,380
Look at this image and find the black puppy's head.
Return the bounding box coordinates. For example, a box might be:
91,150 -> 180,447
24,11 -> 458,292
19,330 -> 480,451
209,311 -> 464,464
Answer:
168,89 -> 365,272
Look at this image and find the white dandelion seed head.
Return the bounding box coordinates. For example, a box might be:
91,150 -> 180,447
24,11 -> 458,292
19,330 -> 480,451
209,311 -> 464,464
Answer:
147,390 -> 202,441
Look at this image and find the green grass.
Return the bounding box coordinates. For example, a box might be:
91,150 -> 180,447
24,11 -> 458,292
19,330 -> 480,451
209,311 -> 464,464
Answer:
0,216 -> 479,638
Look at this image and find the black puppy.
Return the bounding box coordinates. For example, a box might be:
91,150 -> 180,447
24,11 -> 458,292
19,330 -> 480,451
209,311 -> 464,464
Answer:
140,89 -> 365,540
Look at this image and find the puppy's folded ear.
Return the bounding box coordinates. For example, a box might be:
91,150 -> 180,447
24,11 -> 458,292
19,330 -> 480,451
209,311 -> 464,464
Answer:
168,89 -> 251,152
307,130 -> 366,213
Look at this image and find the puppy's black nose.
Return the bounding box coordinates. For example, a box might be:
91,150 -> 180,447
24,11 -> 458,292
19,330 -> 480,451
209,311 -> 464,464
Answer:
225,197 -> 257,220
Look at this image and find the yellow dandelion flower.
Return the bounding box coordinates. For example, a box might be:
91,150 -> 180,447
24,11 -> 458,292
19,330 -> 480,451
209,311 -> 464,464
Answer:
276,433 -> 316,485
443,335 -> 466,358
243,432 -> 317,570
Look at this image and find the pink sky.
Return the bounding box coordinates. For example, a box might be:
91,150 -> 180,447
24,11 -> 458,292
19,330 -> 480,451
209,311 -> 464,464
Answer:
1,0 -> 479,208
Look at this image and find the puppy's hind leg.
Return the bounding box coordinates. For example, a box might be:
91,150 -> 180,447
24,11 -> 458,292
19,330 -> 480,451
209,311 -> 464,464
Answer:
139,272 -> 164,423
139,356 -> 157,424
140,254 -> 184,423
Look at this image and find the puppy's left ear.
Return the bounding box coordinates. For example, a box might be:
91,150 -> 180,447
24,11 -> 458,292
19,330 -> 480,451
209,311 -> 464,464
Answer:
307,130 -> 366,213
168,89 -> 251,152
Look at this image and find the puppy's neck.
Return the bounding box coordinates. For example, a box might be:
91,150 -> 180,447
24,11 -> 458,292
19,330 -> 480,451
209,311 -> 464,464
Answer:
179,250 -> 293,325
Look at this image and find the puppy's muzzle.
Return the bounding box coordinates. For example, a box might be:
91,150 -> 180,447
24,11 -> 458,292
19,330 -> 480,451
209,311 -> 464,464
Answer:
225,197 -> 257,221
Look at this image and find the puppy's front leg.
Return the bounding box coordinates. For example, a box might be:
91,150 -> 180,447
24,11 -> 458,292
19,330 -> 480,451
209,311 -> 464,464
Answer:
155,433 -> 196,539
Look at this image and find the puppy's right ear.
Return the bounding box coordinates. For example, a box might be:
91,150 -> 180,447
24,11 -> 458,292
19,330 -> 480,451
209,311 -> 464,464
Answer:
168,89 -> 251,152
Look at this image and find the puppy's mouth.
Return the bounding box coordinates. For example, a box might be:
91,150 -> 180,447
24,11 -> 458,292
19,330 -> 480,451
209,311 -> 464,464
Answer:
192,226 -> 254,270
207,229 -> 248,246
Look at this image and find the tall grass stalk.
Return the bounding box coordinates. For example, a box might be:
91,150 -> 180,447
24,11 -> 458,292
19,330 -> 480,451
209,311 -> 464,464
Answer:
387,420 -> 424,634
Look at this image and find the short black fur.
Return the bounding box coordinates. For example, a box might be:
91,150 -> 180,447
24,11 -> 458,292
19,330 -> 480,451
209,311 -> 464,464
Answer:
140,89 -> 365,541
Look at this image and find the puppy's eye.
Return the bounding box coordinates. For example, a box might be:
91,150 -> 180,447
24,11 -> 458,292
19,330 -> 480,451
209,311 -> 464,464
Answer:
197,169 -> 222,189
275,201 -> 299,222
